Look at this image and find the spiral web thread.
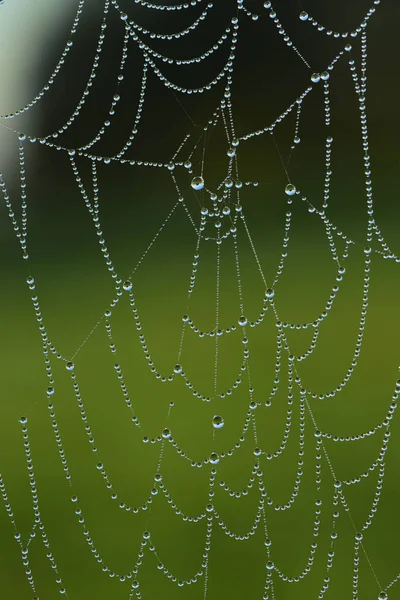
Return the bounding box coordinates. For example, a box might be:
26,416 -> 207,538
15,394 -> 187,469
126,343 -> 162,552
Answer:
0,0 -> 398,599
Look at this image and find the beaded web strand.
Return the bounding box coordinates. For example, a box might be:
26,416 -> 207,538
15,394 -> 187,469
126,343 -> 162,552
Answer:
0,1 -> 397,599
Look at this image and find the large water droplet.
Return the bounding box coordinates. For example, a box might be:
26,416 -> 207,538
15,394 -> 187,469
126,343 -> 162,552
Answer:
209,452 -> 220,465
265,288 -> 275,299
285,184 -> 296,196
191,176 -> 204,191
212,415 -> 224,429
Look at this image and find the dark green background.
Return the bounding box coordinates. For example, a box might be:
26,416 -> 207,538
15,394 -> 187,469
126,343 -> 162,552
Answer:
1,1 -> 400,599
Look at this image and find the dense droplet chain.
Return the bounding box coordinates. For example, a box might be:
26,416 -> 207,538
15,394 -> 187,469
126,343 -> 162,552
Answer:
76,25 -> 134,154
0,173 -> 29,259
218,461 -> 259,498
119,1 -> 214,41
241,88 -> 312,141
279,253 -> 371,401
144,35 -> 236,94
183,300 -> 270,338
317,491 -> 340,599
70,157 -> 121,279
342,439 -> 387,486
129,20 -> 233,65
287,100 -> 302,161
0,475 -> 39,591
20,422 -> 70,597
298,1 -> 380,38
65,332 -> 262,470
263,2 -> 311,68
0,0 -> 86,120
308,405 -> 389,596
270,208 -> 292,288
131,0 -> 204,11
43,0 -> 111,142
18,142 -> 29,255
214,237 -> 221,394
263,439 -> 324,584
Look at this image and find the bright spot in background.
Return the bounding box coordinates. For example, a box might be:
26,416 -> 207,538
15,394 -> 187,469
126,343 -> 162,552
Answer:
0,0 -> 72,169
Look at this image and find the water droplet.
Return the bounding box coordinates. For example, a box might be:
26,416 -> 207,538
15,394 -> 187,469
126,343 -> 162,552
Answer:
227,147 -> 236,157
355,532 -> 363,541
378,593 -> 388,600
174,364 -> 183,374
224,177 -> 234,188
184,160 -> 192,169
47,387 -> 55,395
19,416 -> 28,425
345,43 -> 352,52
266,560 -> 274,570
191,176 -> 204,191
265,288 -> 275,299
123,280 -> 132,291
18,133 -> 26,141
299,11 -> 308,21
71,495 -> 78,503
132,580 -> 140,589
66,361 -> 75,371
212,415 -> 224,429
222,206 -> 231,215
26,276 -> 35,286
285,184 -> 296,196
294,136 -> 300,144
238,316 -> 247,326
143,530 -> 151,539
162,428 -> 171,439
311,73 -> 321,83
321,71 -> 330,81
209,452 -> 220,465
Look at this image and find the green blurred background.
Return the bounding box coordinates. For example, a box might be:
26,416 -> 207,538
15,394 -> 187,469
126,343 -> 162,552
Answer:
1,1 -> 400,599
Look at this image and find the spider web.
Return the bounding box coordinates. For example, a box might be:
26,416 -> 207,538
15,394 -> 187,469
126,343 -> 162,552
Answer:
0,1 -> 398,599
